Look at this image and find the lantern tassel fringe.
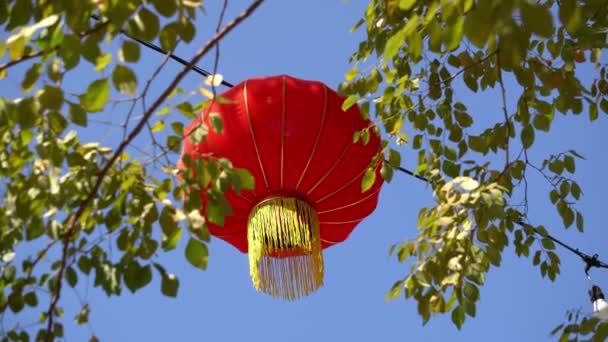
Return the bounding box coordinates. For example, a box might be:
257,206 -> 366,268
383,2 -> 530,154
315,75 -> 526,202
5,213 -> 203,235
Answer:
247,197 -> 324,300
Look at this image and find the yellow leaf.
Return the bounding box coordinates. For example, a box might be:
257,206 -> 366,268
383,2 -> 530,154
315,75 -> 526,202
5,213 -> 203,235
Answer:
198,86 -> 215,99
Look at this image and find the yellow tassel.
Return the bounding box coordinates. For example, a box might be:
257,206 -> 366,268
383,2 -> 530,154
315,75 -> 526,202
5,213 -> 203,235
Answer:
247,197 -> 324,300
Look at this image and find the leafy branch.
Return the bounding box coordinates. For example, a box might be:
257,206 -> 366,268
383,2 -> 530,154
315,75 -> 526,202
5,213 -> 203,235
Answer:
43,0 -> 265,338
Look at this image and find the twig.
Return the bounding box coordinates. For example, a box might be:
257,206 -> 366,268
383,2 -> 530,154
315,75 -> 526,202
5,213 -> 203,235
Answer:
43,1 -> 265,339
26,241 -> 57,280
440,50 -> 497,85
211,0 -> 229,99
45,217 -> 73,340
0,50 -> 46,73
496,49 -> 510,170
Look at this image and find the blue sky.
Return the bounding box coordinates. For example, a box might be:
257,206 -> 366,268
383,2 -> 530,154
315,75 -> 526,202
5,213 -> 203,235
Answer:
5,1 -> 608,341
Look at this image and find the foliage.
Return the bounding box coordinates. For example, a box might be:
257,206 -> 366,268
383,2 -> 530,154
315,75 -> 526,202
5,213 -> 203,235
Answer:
0,0 -> 261,340
342,0 -> 607,334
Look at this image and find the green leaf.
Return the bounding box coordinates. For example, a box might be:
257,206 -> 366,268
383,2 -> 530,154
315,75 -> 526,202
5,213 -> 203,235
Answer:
23,292 -> 37,307
152,0 -> 178,17
590,104 -> 599,121
451,306 -> 465,329
209,112 -> 223,133
80,78 -> 110,112
576,211 -> 584,232
388,148 -> 401,168
69,103 -> 87,127
167,135 -> 181,152
177,21 -> 195,43
58,34 -> 81,69
185,238 -> 208,270
559,0 -> 582,35
234,168 -> 255,190
384,28 -> 405,61
112,65 -> 138,96
95,53 -> 112,72
65,266 -> 78,287
533,115 -> 550,132
124,262 -> 153,293
521,3 -> 554,38
133,8 -> 160,41
345,66 -> 358,81
399,0 -> 415,10
7,35 -> 26,61
443,17 -> 464,51
38,85 -> 63,111
380,162 -> 394,182
171,121 -> 184,136
561,206 -> 574,228
600,99 -> 608,114
388,15 -> 419,61
161,272 -> 179,297
564,156 -> 575,173
151,120 -> 165,132
159,24 -> 178,51
119,40 -> 140,63
7,292 -> 24,313
361,167 -> 376,192
48,111 -> 68,134
408,30 -> 423,58
78,256 -> 92,274
521,125 -> 535,149
341,95 -> 357,111
206,195 -> 232,226
385,280 -> 404,301
21,62 -> 42,92
162,226 -> 182,251
153,263 -> 180,297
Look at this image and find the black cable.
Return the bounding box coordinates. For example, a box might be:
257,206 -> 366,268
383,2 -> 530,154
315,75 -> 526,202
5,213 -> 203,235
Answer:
390,164 -> 608,276
89,14 -> 235,88
394,165 -> 429,182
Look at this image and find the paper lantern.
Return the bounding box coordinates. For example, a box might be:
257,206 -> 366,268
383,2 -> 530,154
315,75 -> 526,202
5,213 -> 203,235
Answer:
179,75 -> 383,299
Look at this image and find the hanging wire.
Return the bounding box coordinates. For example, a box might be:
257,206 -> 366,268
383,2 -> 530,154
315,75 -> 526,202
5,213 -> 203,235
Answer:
104,14 -> 608,278
89,14 -> 234,87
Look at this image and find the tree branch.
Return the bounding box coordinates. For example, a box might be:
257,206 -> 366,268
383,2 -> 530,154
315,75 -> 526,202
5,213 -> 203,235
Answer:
0,50 -> 46,73
441,49 -> 498,85
43,1 -> 265,339
496,49 -> 510,170
211,0 -> 229,99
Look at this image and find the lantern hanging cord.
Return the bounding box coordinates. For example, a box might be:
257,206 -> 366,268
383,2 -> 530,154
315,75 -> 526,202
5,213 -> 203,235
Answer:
392,166 -> 608,277
89,14 -> 234,88
100,13 -> 608,277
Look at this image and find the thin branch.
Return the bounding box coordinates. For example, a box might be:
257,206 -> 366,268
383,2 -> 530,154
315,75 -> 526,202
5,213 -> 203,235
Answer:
496,49 -> 510,170
43,1 -> 264,339
26,241 -> 57,280
211,0 -> 229,99
440,49 -> 498,85
0,50 -> 46,73
45,233 -> 70,339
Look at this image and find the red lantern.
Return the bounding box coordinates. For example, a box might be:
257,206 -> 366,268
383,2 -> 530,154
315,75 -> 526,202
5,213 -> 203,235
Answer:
179,75 -> 383,299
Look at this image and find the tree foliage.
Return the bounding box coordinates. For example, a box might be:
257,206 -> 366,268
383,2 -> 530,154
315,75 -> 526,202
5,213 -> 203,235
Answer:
0,0 -> 606,340
341,0 -> 607,337
0,0 -> 262,340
